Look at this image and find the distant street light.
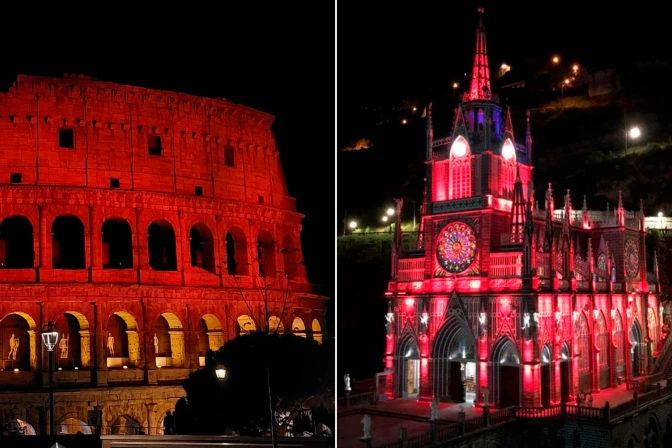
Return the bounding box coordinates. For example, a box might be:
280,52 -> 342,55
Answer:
552,55 -> 560,64
452,82 -> 459,89
625,126 -> 641,151
386,208 -> 395,216
215,367 -> 226,379
41,321 -> 59,435
348,220 -> 358,229
658,212 -> 664,218
572,64 -> 579,72
382,216 -> 388,222
402,119 -> 407,124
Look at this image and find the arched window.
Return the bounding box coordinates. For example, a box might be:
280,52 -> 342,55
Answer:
0,216 -> 33,268
225,227 -> 249,276
449,136 -> 471,200
52,215 -> 85,269
148,220 -> 177,271
189,224 -> 215,273
257,231 -> 276,278
102,218 -> 133,269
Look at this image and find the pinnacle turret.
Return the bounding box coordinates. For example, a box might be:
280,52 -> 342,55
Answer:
467,8 -> 491,101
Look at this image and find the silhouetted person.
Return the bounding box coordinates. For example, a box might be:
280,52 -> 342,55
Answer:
163,411 -> 175,435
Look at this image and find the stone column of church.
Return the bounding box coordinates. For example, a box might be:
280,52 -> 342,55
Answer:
418,332 -> 431,401
521,337 -> 541,407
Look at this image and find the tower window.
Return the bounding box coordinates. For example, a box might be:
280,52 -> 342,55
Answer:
59,128 -> 74,149
110,178 -> 120,189
195,186 -> 203,196
258,195 -> 264,205
148,135 -> 162,156
225,147 -> 235,167
10,173 -> 21,184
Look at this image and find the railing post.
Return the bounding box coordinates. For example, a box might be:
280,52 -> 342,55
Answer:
430,420 -> 437,444
399,427 -> 408,448
484,405 -> 490,426
604,401 -> 610,421
457,409 -> 466,436
346,390 -> 351,408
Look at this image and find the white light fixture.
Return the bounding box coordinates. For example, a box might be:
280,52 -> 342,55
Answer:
628,126 -> 641,139
41,322 -> 59,352
451,137 -> 468,158
386,208 -> 395,216
216,367 -> 226,379
658,212 -> 664,218
348,220 -> 357,229
502,139 -> 516,161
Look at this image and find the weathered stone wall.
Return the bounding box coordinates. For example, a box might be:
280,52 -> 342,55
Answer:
0,75 -> 327,435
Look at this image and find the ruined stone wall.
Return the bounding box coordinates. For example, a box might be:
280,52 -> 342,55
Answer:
0,75 -> 327,435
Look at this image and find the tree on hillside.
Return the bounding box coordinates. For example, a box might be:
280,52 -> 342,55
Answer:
174,332 -> 332,437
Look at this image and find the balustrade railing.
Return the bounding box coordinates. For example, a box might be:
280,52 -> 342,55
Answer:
489,252 -> 522,278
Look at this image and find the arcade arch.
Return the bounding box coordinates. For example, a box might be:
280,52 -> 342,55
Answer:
148,220 -> 177,271
102,218 -> 133,269
0,216 -> 33,268
432,320 -> 477,403
225,226 -> 248,275
560,341 -> 572,403
236,315 -> 256,336
631,319 -> 644,378
492,337 -> 521,408
53,311 -> 91,369
397,334 -> 420,398
269,316 -> 284,333
312,319 -> 323,344
612,310 -> 626,381
106,311 -> 139,368
575,311 -> 592,394
153,312 -> 185,368
595,310 -> 609,390
0,311 -> 37,371
58,416 -> 92,434
52,215 -> 85,269
189,224 -> 215,274
196,314 -> 224,365
110,415 -> 141,435
541,344 -> 552,407
292,317 -> 306,337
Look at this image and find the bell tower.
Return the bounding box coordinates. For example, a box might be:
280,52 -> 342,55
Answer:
428,8 -> 533,208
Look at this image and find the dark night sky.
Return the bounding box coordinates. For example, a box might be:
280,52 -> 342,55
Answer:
0,7 -> 335,319
338,1 -> 671,224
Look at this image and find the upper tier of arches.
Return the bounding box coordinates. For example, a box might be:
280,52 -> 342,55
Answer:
0,188 -> 312,290
0,75 -> 296,212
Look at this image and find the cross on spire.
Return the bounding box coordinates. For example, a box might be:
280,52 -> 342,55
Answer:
468,7 -> 491,101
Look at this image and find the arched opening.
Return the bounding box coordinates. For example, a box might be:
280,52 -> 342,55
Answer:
225,227 -> 248,275
541,344 -> 552,407
111,415 -> 141,435
268,316 -> 284,334
631,320 -> 644,378
281,235 -> 299,279
197,314 -> 224,366
189,224 -> 215,273
157,410 -> 176,436
0,216 -> 33,268
560,341 -> 571,403
52,215 -> 85,269
106,312 -> 139,368
0,312 -> 35,371
576,311 -> 592,394
493,338 -> 520,408
647,417 -> 660,448
53,311 -> 90,369
154,313 -> 185,368
58,417 -> 92,435
594,311 -> 609,390
102,218 -> 133,269
432,321 -> 476,403
312,319 -> 323,344
397,335 -> 420,397
6,419 -> 36,435
292,317 -> 306,338
448,135 -> 472,200
647,307 -> 658,356
256,230 -> 276,277
148,220 -> 177,271
236,315 -> 256,336
612,310 -> 626,382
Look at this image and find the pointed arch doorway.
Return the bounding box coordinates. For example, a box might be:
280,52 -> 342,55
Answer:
631,320 -> 644,378
397,335 -> 420,397
493,338 -> 521,408
432,321 -> 477,404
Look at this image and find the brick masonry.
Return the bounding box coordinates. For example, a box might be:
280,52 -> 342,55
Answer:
0,74 -> 327,435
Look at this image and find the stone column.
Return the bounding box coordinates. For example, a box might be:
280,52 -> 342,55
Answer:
79,330 -> 91,368
144,403 -> 157,435
127,330 -> 140,367
169,331 -> 185,368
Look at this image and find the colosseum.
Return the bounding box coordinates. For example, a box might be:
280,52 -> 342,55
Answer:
0,74 -> 326,435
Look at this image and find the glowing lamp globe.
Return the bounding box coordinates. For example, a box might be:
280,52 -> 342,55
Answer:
215,368 -> 226,379
502,139 -> 516,161
629,126 -> 641,139
41,322 -> 59,352
451,138 -> 468,158
348,221 -> 357,229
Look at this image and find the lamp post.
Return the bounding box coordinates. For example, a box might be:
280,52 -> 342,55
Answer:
41,321 -> 59,435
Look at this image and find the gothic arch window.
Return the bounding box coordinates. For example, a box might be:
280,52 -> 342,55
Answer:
594,311 -> 609,389
575,312 -> 592,393
597,253 -> 607,275
612,310 -> 625,378
500,139 -> 516,198
647,307 -> 658,351
449,136 -> 471,200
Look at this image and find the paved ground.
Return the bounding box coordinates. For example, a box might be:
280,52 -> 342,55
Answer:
337,398 -> 482,447
337,380 -> 668,447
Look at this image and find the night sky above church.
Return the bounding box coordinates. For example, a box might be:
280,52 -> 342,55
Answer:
338,2 -> 671,228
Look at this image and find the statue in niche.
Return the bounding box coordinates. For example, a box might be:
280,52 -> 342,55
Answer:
8,334 -> 19,360
107,333 -> 115,357
154,333 -> 159,355
59,334 -> 69,359
344,373 -> 352,392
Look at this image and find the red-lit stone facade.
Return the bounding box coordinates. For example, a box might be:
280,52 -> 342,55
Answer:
384,11 -> 664,409
0,74 -> 325,435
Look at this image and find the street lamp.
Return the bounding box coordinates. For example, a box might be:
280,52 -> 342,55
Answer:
41,321 -> 59,435
386,208 -> 394,216
381,216 -> 388,222
625,126 -> 641,151
552,55 -> 560,65
348,220 -> 357,231
215,366 -> 226,379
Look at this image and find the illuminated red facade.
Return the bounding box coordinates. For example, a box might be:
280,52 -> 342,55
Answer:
0,74 -> 325,434
385,10 -> 663,409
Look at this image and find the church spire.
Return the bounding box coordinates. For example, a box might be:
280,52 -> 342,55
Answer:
509,166 -> 525,244
468,7 -> 491,101
504,106 -> 514,139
